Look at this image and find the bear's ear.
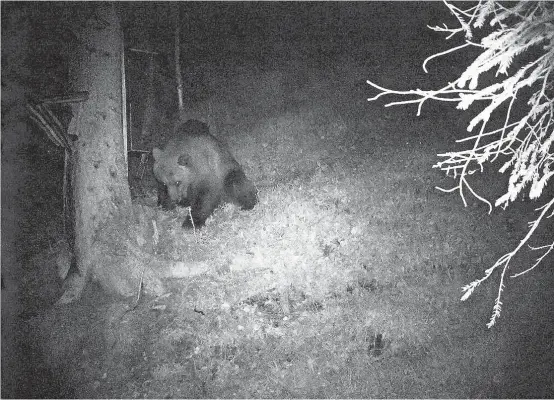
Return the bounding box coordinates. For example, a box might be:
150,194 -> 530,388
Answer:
177,154 -> 191,167
152,148 -> 163,161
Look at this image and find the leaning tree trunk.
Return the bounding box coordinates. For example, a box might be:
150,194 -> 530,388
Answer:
60,3 -> 205,303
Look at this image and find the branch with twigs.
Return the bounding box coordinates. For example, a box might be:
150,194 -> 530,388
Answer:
367,0 -> 554,327
461,197 -> 554,328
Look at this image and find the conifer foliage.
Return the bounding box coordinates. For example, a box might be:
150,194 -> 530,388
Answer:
367,1 -> 554,327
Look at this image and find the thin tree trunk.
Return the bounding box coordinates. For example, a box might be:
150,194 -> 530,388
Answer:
140,53 -> 156,138
174,4 -> 184,113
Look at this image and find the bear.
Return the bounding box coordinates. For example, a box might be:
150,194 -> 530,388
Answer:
152,119 -> 258,228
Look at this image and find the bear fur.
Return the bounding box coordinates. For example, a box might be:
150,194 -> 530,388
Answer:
152,119 -> 258,228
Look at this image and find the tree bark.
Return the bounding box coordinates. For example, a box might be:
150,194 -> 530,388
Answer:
59,4 -> 136,302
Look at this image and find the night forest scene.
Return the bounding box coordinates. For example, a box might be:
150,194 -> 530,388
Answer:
2,2 -> 553,398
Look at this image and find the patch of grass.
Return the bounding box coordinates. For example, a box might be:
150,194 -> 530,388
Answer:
28,61 -> 553,399
123,89 -> 516,397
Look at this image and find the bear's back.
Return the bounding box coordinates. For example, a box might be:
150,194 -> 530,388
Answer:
164,120 -> 240,182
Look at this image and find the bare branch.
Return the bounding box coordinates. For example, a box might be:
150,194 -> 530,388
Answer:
367,0 -> 554,327
422,42 -> 474,73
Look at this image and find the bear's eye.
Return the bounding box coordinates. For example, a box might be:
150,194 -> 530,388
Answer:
175,181 -> 181,187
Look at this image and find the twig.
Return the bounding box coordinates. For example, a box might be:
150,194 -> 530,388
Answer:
27,103 -> 66,148
39,91 -> 89,104
462,196 -> 554,327
131,267 -> 146,310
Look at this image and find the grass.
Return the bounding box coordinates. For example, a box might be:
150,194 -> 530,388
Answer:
14,31 -> 553,400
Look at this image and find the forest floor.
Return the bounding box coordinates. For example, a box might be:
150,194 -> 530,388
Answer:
12,57 -> 554,398
3,3 -> 553,397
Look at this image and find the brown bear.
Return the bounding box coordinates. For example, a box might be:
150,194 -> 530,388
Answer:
152,120 -> 258,228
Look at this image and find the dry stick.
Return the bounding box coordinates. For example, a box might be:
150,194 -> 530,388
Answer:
39,91 -> 89,104
184,206 -> 197,236
140,52 -> 156,139
128,48 -> 158,55
152,220 -> 159,248
27,104 -> 65,147
122,49 -> 128,166
131,267 -> 145,311
128,102 -> 133,151
37,104 -> 71,150
41,104 -> 66,139
174,4 -> 184,112
63,150 -> 69,236
27,103 -> 72,151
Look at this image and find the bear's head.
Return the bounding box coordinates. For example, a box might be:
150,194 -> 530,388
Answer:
152,148 -> 195,204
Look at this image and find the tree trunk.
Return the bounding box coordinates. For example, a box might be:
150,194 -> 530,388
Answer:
59,4 -> 138,302
60,4 -> 206,303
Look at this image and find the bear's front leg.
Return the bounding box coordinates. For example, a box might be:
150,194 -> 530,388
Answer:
182,184 -> 221,229
157,181 -> 176,210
